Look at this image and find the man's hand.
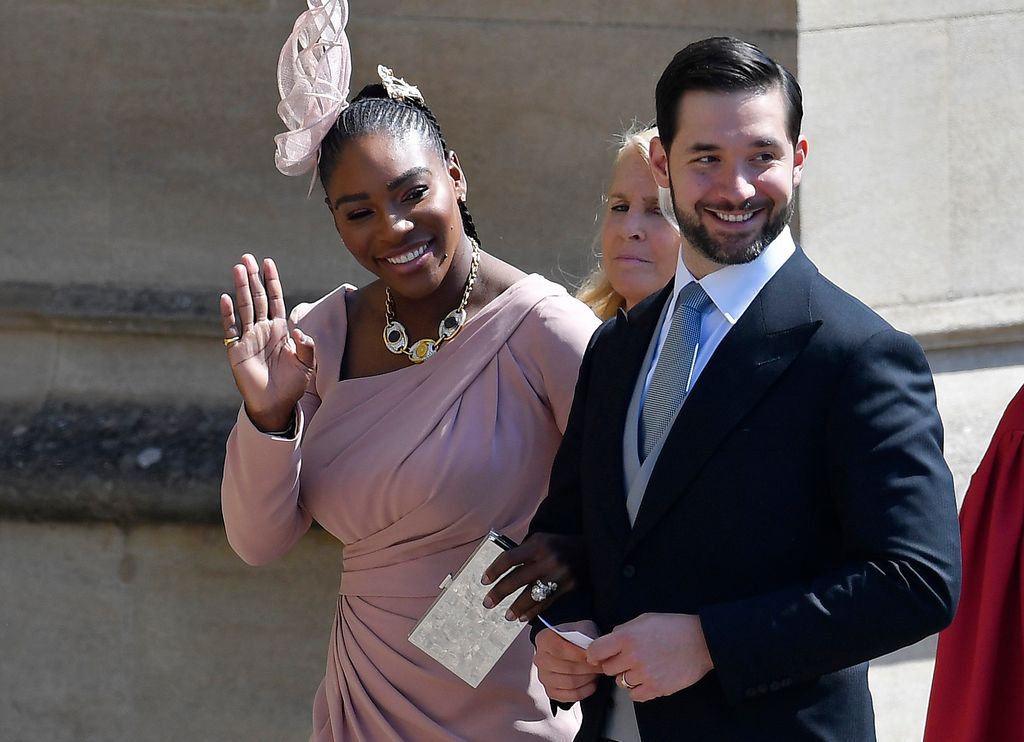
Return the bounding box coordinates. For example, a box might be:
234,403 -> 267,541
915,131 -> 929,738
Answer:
587,613 -> 713,702
534,620 -> 601,703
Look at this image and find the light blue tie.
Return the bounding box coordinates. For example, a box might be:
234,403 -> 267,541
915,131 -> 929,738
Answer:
640,281 -> 712,461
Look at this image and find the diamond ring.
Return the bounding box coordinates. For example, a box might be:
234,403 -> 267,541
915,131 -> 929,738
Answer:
530,579 -> 558,602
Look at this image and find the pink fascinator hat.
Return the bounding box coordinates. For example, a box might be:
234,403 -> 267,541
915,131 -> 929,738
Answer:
274,0 -> 352,177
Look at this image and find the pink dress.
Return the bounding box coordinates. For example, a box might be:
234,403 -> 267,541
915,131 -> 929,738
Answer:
222,274 -> 598,741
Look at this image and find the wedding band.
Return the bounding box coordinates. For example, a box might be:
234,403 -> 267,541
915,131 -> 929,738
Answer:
530,579 -> 558,602
619,672 -> 638,690
223,336 -> 240,347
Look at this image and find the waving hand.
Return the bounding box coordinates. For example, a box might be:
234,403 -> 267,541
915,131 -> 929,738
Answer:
220,254 -> 316,432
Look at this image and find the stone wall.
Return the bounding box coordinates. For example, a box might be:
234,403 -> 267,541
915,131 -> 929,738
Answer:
0,520 -> 338,742
2,1 -> 1021,740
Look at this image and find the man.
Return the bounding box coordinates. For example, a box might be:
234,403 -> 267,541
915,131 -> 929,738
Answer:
528,37 -> 961,741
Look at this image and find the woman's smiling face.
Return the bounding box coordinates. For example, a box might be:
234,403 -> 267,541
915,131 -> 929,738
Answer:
324,131 -> 468,300
600,149 -> 680,309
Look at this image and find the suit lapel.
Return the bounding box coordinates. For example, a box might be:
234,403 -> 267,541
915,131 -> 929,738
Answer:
592,286 -> 672,542
626,249 -> 823,551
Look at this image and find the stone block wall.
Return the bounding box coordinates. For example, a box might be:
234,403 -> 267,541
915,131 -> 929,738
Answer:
798,0 -> 1024,348
2,1 -> 1021,739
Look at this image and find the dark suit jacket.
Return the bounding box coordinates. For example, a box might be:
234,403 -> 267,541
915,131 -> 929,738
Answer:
530,248 -> 961,741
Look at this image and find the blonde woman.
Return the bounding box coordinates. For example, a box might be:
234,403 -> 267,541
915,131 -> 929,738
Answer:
577,125 -> 680,319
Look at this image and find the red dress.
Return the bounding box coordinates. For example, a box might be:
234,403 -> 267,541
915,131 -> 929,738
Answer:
924,384 -> 1024,742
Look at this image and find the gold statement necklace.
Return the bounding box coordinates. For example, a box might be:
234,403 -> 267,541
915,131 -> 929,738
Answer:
383,239 -> 481,363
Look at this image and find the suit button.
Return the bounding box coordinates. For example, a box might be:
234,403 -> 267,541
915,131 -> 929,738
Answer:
622,564 -> 636,578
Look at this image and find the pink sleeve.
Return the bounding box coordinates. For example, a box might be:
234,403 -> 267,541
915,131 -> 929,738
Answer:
220,302 -> 323,566
510,293 -> 600,433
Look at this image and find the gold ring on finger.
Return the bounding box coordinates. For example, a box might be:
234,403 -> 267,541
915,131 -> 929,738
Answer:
619,672 -> 638,690
223,336 -> 240,347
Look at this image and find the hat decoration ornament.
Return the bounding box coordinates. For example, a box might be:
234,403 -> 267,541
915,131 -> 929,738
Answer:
274,0 -> 352,178
376,65 -> 424,105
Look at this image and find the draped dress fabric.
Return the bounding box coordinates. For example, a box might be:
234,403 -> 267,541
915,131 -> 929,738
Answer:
924,383 -> 1024,742
222,274 -> 598,741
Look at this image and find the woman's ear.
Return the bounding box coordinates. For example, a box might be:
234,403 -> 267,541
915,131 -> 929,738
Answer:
448,150 -> 468,202
649,136 -> 671,189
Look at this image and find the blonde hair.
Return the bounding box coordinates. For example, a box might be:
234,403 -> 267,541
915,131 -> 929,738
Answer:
576,124 -> 664,320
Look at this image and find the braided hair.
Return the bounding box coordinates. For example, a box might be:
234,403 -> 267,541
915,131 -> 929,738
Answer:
318,83 -> 481,246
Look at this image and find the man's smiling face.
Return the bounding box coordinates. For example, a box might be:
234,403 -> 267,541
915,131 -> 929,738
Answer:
652,86 -> 807,276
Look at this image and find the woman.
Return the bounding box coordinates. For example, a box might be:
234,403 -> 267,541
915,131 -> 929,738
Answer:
576,125 -> 680,319
219,4 -> 596,740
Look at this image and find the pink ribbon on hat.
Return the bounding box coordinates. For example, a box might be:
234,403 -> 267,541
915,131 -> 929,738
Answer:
273,0 -> 351,177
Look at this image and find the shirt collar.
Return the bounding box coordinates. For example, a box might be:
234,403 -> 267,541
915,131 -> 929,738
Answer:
673,225 -> 796,325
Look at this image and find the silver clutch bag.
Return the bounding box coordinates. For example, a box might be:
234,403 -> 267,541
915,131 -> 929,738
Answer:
408,531 -> 527,687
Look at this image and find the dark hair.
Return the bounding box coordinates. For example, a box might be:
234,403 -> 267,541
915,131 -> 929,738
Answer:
317,83 -> 481,245
655,37 -> 803,151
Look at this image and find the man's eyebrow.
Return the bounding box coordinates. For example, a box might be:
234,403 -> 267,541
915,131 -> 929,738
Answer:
684,138 -> 782,156
331,167 -> 431,210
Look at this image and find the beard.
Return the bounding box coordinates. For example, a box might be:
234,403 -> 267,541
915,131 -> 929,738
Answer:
670,181 -> 794,266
